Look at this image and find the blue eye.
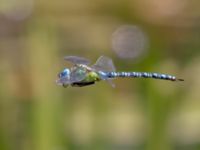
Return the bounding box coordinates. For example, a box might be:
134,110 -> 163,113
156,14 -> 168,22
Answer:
59,68 -> 70,78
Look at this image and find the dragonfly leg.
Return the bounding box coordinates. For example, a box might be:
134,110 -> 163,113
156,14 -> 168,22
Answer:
71,82 -> 95,87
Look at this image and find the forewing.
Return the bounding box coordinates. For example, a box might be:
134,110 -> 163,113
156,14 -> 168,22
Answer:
64,56 -> 91,65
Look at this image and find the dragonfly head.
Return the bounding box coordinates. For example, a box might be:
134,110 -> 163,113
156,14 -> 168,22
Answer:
56,68 -> 71,87
58,68 -> 70,78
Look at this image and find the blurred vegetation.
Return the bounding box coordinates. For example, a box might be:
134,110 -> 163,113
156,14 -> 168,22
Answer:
0,0 -> 200,150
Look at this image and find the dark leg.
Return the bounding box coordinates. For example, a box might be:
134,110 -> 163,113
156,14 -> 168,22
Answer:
71,82 -> 95,87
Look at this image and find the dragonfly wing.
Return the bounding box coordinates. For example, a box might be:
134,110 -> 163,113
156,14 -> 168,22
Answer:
56,76 -> 71,85
106,80 -> 115,88
92,56 -> 116,72
92,56 -> 116,87
70,67 -> 87,83
64,56 -> 91,65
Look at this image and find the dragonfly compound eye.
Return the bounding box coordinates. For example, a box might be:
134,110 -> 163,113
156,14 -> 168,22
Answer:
59,68 -> 70,78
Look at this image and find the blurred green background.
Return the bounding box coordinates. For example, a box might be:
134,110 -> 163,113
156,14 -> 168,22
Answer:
0,0 -> 200,150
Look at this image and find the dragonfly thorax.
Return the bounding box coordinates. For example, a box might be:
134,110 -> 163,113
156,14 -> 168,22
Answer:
78,64 -> 92,71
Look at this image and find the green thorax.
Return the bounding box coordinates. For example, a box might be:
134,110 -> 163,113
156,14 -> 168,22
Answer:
82,71 -> 101,82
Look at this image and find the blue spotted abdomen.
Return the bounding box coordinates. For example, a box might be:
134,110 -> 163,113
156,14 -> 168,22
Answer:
105,72 -> 183,81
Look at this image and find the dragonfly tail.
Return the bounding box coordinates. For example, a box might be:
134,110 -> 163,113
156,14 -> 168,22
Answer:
106,72 -> 184,82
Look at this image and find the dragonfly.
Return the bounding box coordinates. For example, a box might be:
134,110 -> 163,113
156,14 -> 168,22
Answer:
56,56 -> 184,87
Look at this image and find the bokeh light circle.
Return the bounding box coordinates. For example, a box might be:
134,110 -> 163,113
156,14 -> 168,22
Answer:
112,25 -> 149,60
0,0 -> 34,21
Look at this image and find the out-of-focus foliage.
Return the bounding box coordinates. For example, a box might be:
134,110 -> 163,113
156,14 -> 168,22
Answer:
0,0 -> 200,150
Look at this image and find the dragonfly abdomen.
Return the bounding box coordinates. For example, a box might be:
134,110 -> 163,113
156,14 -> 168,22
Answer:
106,72 -> 183,81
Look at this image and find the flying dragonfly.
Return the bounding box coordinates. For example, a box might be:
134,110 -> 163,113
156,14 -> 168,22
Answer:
56,56 -> 184,87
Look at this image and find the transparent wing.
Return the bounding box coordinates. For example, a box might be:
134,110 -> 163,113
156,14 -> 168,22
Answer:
56,76 -> 71,85
69,66 -> 87,83
106,80 -> 116,88
92,56 -> 116,72
64,56 -> 91,65
92,56 -> 116,87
